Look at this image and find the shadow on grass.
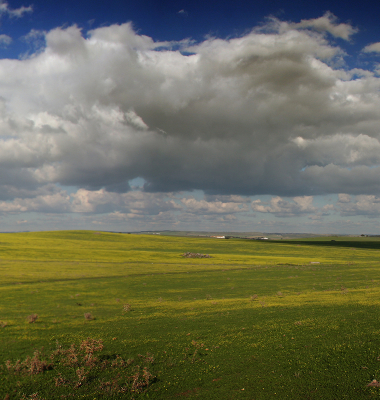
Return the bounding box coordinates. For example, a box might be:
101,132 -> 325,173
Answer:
272,240 -> 380,250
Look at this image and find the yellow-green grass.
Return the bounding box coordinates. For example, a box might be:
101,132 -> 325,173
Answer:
1,231 -> 380,398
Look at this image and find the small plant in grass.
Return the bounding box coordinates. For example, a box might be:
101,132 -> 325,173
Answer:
367,379 -> 380,387
130,365 -> 153,393
111,354 -> 134,368
74,366 -> 88,388
138,352 -> 154,364
190,340 -> 205,363
123,303 -> 131,312
6,349 -> 52,375
59,343 -> 79,366
54,373 -> 69,387
99,378 -> 121,393
84,312 -> 93,320
27,314 -> 38,323
20,393 -> 45,400
80,338 -> 103,354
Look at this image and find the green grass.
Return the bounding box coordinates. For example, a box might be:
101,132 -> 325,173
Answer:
1,231 -> 380,398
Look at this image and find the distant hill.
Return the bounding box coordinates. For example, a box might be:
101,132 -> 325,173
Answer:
129,230 -> 358,239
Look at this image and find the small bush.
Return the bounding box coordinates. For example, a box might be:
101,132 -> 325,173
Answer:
27,314 -> 38,323
54,373 -> 68,387
130,366 -> 153,393
6,350 -> 52,375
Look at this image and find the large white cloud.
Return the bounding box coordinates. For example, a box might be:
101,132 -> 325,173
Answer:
0,14 -> 380,219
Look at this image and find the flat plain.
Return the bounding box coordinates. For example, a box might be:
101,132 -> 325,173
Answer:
1,231 -> 380,399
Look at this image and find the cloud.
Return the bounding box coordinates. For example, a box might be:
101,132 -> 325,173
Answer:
336,195 -> 380,217
0,186 -> 256,231
292,134 -> 380,167
181,197 -> 249,214
251,196 -> 317,217
363,42 -> 380,53
21,29 -> 46,52
0,1 -> 32,18
0,15 -> 379,222
287,12 -> 357,40
338,193 -> 351,203
204,194 -> 251,203
0,34 -> 11,46
0,187 -> 181,215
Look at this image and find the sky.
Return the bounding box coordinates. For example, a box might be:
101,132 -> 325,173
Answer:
0,1 -> 380,233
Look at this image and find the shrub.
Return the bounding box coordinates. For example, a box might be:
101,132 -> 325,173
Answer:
27,314 -> 38,323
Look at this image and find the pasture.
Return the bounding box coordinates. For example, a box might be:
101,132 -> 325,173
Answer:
1,231 -> 380,399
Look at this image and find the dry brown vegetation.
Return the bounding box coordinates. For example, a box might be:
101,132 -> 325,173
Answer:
123,303 -> 131,312
181,252 -> 211,258
27,314 -> 38,323
4,338 -> 155,396
83,312 -> 93,320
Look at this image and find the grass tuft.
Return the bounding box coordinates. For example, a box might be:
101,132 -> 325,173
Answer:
84,312 -> 93,320
27,314 -> 38,324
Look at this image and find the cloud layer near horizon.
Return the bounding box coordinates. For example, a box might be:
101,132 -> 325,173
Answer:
1,14 -> 380,229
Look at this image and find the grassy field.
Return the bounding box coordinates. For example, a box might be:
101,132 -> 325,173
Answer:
1,231 -> 380,399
